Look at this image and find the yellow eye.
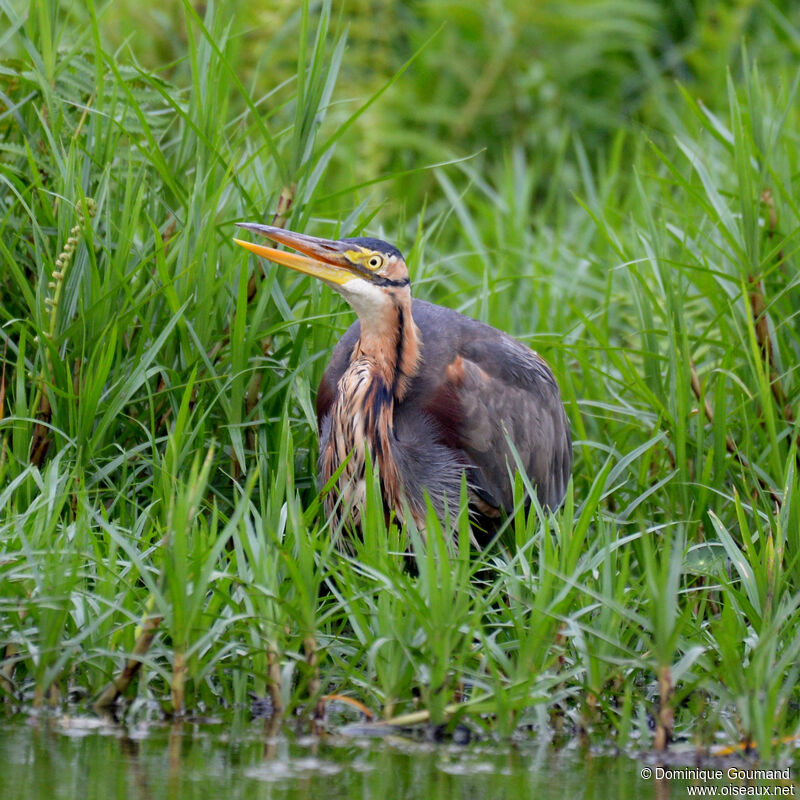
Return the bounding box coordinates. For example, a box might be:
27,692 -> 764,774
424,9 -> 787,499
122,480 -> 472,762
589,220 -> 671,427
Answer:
367,255 -> 383,270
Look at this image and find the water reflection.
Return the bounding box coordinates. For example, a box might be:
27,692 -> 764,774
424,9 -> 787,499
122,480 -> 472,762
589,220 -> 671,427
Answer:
0,718 -> 795,800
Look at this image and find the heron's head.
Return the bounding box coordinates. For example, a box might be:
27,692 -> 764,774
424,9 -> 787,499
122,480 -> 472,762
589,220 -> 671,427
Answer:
234,223 -> 410,323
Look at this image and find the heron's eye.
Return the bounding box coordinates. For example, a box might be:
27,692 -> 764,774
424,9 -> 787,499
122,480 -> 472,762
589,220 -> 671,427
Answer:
367,255 -> 383,270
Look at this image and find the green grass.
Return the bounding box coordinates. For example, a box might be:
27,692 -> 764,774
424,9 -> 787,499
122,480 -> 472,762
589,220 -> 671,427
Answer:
2,0 -> 800,760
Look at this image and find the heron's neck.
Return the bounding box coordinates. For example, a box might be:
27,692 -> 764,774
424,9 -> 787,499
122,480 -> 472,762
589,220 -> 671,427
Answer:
352,297 -> 420,401
320,299 -> 420,525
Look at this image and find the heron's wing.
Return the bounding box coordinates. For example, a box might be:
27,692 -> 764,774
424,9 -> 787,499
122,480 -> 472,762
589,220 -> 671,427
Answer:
425,333 -> 571,512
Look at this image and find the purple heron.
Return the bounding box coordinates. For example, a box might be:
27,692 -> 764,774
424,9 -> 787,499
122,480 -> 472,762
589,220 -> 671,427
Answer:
234,224 -> 571,539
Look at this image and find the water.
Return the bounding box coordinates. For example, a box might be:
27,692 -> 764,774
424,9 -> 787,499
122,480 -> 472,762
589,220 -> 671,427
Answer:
1,716 -> 795,800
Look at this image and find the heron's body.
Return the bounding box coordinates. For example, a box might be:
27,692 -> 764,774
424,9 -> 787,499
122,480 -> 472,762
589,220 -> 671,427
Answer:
234,224 -> 571,539
317,298 -> 570,532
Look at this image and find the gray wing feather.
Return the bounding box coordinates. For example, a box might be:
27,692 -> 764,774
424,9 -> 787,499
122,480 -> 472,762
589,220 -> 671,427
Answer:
451,337 -> 571,510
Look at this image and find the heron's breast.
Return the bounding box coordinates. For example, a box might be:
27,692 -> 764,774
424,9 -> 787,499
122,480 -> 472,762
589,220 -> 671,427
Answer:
320,359 -> 400,523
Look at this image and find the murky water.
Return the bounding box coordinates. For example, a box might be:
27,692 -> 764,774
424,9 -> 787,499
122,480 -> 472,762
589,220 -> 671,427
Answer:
1,717 -> 796,800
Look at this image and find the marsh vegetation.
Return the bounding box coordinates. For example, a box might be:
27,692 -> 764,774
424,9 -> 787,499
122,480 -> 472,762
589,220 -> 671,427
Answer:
1,0 -> 800,767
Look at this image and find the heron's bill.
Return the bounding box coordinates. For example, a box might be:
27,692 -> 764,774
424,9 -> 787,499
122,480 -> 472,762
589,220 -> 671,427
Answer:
234,224 -> 356,285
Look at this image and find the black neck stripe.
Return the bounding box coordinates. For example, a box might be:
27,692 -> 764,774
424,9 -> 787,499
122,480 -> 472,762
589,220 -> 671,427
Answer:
373,275 -> 410,288
392,305 -> 405,395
